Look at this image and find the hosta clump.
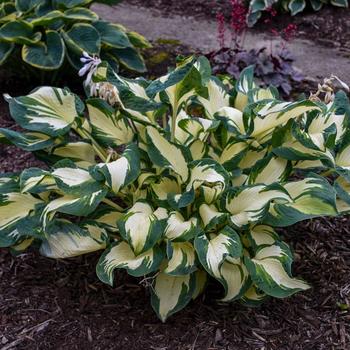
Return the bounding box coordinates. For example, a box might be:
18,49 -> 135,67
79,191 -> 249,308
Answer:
0,0 -> 150,76
1,57 -> 350,322
208,47 -> 303,96
248,0 -> 348,26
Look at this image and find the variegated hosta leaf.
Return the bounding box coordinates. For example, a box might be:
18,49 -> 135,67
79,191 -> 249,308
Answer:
151,271 -> 196,322
10,237 -> 35,255
194,226 -> 242,280
196,77 -> 230,118
335,143 -> 350,181
93,143 -> 140,194
0,192 -> 43,234
215,106 -> 246,139
151,176 -> 181,205
177,116 -> 220,145
266,176 -> 338,227
248,156 -> 289,185
94,62 -> 160,124
0,174 -> 19,194
7,87 -> 84,136
96,241 -> 164,285
118,202 -> 166,255
186,159 -> 229,198
41,189 -> 107,228
199,203 -> 227,230
246,225 -> 280,251
225,185 -> 289,227
244,243 -> 310,298
0,128 -> 55,151
20,168 -> 56,194
51,142 -> 97,167
192,269 -> 208,300
92,207 -> 123,232
220,259 -> 250,302
164,241 -> 197,276
146,57 -> 201,116
52,162 -> 102,195
165,211 -> 199,242
240,285 -> 267,307
87,98 -> 134,147
234,66 -> 255,111
146,126 -> 189,183
251,100 -> 321,141
40,220 -> 107,258
219,141 -> 248,171
334,176 -> 350,205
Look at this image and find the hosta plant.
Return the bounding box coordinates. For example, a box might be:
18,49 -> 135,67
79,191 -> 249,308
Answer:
0,0 -> 150,78
248,0 -> 349,26
1,56 -> 350,322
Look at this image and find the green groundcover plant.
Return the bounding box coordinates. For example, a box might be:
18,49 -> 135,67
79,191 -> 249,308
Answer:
1,56 -> 350,321
0,0 -> 150,76
248,0 -> 348,26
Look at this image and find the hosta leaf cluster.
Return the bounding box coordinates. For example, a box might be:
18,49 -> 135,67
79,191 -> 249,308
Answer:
1,57 -> 350,321
0,0 -> 149,73
248,0 -> 348,26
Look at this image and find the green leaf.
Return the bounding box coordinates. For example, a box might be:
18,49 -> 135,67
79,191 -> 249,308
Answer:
127,31 -> 152,49
15,0 -> 43,12
22,30 -> 65,70
109,47 -> 146,72
97,241 -> 164,285
0,20 -> 41,45
330,0 -> 348,6
288,0 -> 306,15
0,41 -> 14,64
30,10 -> 64,26
93,20 -> 131,48
53,0 -> 92,9
63,23 -> 101,55
64,7 -> 99,21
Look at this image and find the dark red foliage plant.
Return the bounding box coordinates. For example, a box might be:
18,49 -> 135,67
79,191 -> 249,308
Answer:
210,1 -> 304,96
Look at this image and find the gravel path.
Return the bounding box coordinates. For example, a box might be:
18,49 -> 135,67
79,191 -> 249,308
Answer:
93,3 -> 350,82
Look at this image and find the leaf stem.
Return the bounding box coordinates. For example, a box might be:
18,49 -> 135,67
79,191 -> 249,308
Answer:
171,104 -> 178,142
102,198 -> 124,211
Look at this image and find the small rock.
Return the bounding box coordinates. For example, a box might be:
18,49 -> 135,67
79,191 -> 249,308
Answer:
1,336 -> 8,345
214,328 -> 224,344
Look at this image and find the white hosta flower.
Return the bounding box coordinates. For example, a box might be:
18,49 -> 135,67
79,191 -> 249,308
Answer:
78,51 -> 102,88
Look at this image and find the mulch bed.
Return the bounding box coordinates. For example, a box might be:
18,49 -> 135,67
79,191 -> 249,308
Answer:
0,48 -> 349,349
127,0 -> 350,49
0,218 -> 349,349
